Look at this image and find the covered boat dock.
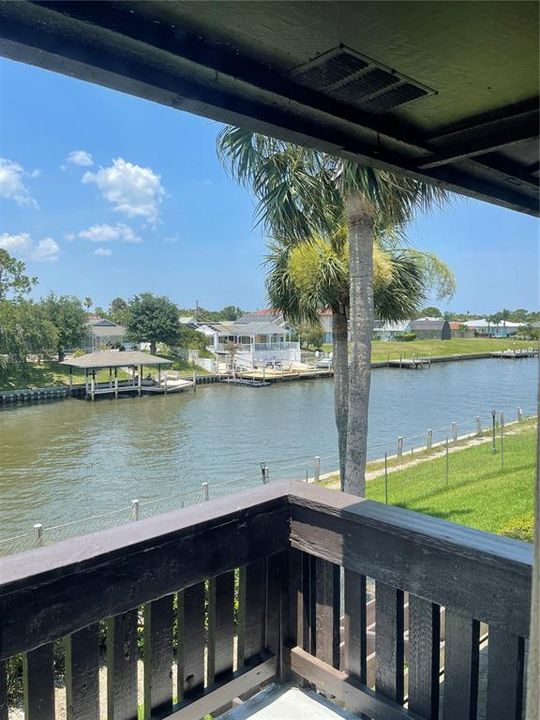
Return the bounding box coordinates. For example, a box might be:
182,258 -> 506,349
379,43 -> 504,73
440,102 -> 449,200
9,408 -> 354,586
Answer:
61,351 -> 193,399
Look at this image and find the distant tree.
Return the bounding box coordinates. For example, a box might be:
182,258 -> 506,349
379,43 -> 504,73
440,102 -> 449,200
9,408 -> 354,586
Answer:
41,293 -> 87,360
179,325 -> 209,354
94,306 -> 107,318
109,297 -> 130,325
298,322 -> 325,350
0,249 -> 37,301
0,300 -> 58,368
510,308 -> 529,323
126,293 -> 181,355
417,305 -> 442,318
219,305 -> 243,321
84,297 -> 93,312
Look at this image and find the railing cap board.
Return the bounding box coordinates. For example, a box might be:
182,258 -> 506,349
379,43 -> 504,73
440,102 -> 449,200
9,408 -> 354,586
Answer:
287,483 -> 533,571
0,482 -> 291,596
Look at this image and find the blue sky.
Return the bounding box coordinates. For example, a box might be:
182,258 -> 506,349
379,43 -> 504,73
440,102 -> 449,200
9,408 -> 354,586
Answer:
0,57 -> 538,314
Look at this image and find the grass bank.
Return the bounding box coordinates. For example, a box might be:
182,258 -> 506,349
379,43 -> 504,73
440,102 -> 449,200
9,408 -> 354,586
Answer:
321,419 -> 536,538
321,337 -> 535,361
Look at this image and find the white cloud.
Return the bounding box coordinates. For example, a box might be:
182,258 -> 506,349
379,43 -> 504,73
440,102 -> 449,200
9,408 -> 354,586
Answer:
0,232 -> 59,262
66,150 -> 94,167
0,232 -> 31,253
0,158 -> 39,208
82,158 -> 165,224
31,237 -> 60,262
94,247 -> 112,257
77,223 -> 142,244
64,232 -> 76,241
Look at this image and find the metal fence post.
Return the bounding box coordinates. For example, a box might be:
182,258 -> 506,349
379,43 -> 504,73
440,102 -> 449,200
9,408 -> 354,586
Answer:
476,416 -> 482,436
265,466 -> 270,484
384,453 -> 388,504
192,370 -> 197,392
500,413 -> 505,471
517,407 -> 523,422
427,429 -> 433,452
34,523 -> 43,547
445,437 -> 449,486
314,456 -> 321,484
452,422 -> 458,442
131,499 -> 140,521
202,482 -> 209,501
491,409 -> 497,453
397,436 -> 404,458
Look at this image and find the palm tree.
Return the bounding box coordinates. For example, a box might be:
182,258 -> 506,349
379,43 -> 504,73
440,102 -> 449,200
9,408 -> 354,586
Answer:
217,128 -> 449,494
266,229 -> 444,486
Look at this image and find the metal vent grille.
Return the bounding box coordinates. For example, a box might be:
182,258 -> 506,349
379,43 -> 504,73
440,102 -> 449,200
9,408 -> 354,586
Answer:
291,46 -> 434,115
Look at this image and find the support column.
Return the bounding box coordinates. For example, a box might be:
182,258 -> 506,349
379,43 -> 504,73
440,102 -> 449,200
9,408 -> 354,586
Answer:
114,368 -> 118,399
69,367 -> 73,393
138,365 -> 142,396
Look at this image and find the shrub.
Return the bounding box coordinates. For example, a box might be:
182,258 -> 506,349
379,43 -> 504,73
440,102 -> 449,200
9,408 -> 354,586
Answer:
499,513 -> 534,543
394,332 -> 416,342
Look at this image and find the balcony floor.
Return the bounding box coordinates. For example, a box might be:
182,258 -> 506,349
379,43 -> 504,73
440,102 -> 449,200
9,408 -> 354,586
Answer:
221,684 -> 357,720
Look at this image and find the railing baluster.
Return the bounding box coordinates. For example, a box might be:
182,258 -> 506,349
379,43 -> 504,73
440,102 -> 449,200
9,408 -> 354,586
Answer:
242,560 -> 266,665
64,623 -> 100,720
23,643 -> 55,720
0,660 -> 7,720
315,558 -> 340,669
177,582 -> 206,702
207,571 -> 235,686
408,595 -> 441,718
343,569 -> 367,683
107,609 -> 138,720
442,609 -> 480,719
486,628 -> 525,720
375,582 -> 405,704
143,595 -> 174,719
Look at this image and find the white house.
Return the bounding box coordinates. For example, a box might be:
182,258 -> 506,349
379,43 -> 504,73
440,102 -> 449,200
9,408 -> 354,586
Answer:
463,318 -> 522,338
373,319 -> 412,341
203,320 -> 300,369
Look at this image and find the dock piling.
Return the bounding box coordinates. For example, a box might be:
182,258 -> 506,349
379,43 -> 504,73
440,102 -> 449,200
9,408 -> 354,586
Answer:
131,499 -> 140,521
202,482 -> 209,501
34,523 -> 43,547
397,436 -> 404,458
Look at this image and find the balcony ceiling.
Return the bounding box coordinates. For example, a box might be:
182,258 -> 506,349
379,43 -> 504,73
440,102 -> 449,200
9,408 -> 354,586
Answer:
0,1 -> 538,215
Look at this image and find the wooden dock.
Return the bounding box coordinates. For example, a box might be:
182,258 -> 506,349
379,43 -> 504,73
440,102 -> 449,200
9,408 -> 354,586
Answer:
387,357 -> 431,369
491,348 -> 538,359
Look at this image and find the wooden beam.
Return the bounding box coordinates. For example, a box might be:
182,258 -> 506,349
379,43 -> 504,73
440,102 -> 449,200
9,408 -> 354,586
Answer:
288,646 -> 423,720
157,656 -> 276,720
64,623 -> 100,720
107,610 -> 139,720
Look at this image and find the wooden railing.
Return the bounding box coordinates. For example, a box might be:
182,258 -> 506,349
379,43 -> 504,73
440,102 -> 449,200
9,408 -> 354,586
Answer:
0,482 -> 533,720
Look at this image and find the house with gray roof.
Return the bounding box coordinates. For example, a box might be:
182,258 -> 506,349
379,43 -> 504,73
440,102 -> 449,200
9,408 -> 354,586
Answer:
85,318 -> 136,353
410,318 -> 452,340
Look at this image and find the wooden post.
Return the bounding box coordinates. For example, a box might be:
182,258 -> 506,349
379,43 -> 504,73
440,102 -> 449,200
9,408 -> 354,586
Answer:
138,365 -> 142,396
192,370 -> 196,392
452,422 -> 458,442
517,407 -> 523,422
90,376 -> 95,402
202,482 -> 209,501
69,367 -> 73,392
314,456 -> 320,484
114,368 -> 118,399
34,523 -> 43,547
427,429 -> 433,452
476,416 -> 482,436
397,437 -> 404,458
131,499 -> 140,521
84,369 -> 88,397
109,367 -> 112,390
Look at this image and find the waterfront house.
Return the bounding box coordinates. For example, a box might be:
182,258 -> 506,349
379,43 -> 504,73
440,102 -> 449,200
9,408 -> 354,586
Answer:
410,317 -> 452,340
204,320 -> 300,369
373,319 -> 412,341
463,318 -> 523,338
84,317 -> 135,353
0,3 -> 537,719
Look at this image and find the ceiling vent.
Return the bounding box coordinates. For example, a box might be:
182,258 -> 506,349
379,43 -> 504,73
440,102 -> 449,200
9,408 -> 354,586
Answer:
290,46 -> 435,115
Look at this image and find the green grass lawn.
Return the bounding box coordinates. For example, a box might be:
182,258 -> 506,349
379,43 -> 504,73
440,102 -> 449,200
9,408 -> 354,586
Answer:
321,337 -> 535,361
365,422 -> 536,536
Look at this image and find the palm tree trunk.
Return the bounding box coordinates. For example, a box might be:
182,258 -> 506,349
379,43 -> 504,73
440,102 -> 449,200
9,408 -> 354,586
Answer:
344,195 -> 374,496
332,309 -> 349,489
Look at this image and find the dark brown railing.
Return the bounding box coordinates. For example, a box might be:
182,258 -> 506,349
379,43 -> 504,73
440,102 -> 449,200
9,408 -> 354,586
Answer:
0,482 -> 532,720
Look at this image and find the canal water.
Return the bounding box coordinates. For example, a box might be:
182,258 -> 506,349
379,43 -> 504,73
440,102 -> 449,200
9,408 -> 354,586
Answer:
0,358 -> 536,541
